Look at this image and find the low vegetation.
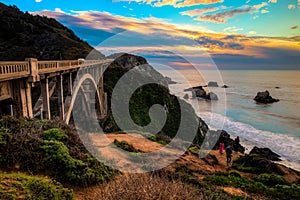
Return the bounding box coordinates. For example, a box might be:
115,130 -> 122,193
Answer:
113,139 -> 142,153
0,116 -> 117,187
204,172 -> 300,200
0,171 -> 73,200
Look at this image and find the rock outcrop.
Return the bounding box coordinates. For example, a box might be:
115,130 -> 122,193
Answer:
185,86 -> 219,101
207,81 -> 219,87
210,130 -> 245,154
249,146 -> 281,161
206,92 -> 218,100
254,90 -> 279,104
221,85 -> 229,88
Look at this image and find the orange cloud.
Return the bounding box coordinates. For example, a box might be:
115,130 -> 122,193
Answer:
288,4 -> 296,9
268,0 -> 277,3
136,0 -> 224,8
33,9 -> 300,65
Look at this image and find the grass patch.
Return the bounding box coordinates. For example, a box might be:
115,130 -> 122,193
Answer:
0,171 -> 73,200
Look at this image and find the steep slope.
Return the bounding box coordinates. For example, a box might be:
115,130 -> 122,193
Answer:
101,53 -> 208,145
0,3 -> 104,61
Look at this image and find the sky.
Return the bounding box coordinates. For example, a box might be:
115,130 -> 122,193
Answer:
2,0 -> 300,69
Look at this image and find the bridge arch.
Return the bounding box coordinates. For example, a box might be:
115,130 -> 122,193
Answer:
64,73 -> 104,124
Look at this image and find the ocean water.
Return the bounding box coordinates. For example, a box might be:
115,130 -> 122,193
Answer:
158,69 -> 300,170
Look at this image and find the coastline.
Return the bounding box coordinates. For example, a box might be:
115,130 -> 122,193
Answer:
201,115 -> 300,172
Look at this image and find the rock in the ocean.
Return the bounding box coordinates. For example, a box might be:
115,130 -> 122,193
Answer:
221,85 -> 229,88
249,146 -> 281,161
207,81 -> 219,87
254,90 -> 279,103
206,92 -> 218,100
185,85 -> 219,101
195,87 -> 206,98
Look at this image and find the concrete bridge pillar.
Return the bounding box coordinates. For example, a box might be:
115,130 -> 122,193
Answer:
57,74 -> 64,120
26,58 -> 40,84
68,72 -> 73,96
41,78 -> 51,120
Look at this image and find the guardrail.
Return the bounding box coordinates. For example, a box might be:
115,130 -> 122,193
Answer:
0,59 -> 113,82
0,62 -> 30,80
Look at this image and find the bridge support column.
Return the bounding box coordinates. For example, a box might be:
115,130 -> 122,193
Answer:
41,78 -> 51,120
58,74 -> 64,120
16,80 -> 33,118
68,72 -> 73,96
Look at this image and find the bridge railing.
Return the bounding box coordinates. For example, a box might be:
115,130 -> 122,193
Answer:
0,62 -> 30,80
0,59 -> 113,81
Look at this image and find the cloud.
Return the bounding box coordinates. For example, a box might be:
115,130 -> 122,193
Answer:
195,8 -> 251,23
223,26 -> 243,32
252,2 -> 268,10
248,31 -> 257,35
261,9 -> 269,14
180,7 -> 218,17
134,0 -> 224,8
291,26 -> 298,30
33,9 -> 300,69
288,4 -> 296,9
196,36 -> 245,50
268,0 -> 277,3
35,0 -> 42,2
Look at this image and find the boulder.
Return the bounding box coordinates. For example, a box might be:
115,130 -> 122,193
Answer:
185,85 -> 219,101
254,90 -> 279,104
249,146 -> 281,161
206,92 -> 218,100
221,85 -> 229,88
207,81 -> 219,87
183,94 -> 189,99
233,154 -> 284,175
211,130 -> 245,154
195,88 -> 206,98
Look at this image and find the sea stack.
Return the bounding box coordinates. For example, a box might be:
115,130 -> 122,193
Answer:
254,90 -> 279,104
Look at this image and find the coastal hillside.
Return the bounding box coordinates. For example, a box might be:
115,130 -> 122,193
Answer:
0,3 -> 104,61
1,3 -> 300,200
101,53 -> 208,145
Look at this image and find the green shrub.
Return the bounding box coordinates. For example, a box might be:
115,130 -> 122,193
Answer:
113,139 -> 141,153
255,173 -> 287,187
0,116 -> 117,186
267,184 -> 300,200
204,172 -> 267,193
204,172 -> 300,199
0,172 -> 74,200
42,128 -> 68,141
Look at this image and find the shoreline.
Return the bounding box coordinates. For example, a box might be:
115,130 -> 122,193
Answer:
206,124 -> 300,172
